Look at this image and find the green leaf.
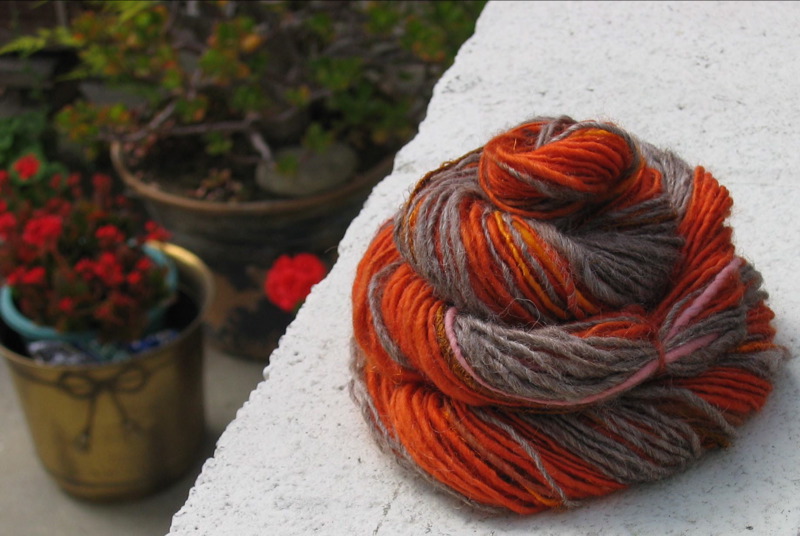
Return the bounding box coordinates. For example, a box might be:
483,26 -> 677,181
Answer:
216,21 -> 234,43
284,86 -> 311,107
311,57 -> 363,91
103,0 -> 156,22
0,110 -> 49,167
276,153 -> 299,176
308,12 -> 334,41
302,123 -> 333,153
49,25 -> 83,48
175,96 -> 208,123
199,48 -> 240,82
162,68 -> 182,90
106,103 -> 129,123
204,131 -> 232,156
365,3 -> 402,35
0,132 -> 13,152
231,85 -> 266,113
0,34 -> 48,56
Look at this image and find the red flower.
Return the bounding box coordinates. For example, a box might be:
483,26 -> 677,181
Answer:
0,170 -> 8,186
75,258 -> 96,280
20,266 -> 46,285
95,224 -> 125,247
92,173 -> 112,193
93,302 -> 114,322
127,271 -> 143,286
49,173 -> 64,190
58,297 -> 75,313
12,153 -> 40,180
94,252 -> 125,286
67,172 -> 82,189
22,215 -> 63,248
0,212 -> 16,239
135,257 -> 153,272
144,221 -> 171,242
264,253 -> 327,312
5,268 -> 25,286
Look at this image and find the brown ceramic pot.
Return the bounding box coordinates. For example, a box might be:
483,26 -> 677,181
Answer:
111,143 -> 392,361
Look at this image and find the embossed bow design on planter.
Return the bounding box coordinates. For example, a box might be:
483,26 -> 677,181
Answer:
55,363 -> 151,450
16,361 -> 155,451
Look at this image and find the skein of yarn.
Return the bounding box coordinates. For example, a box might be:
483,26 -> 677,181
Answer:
350,116 -> 787,514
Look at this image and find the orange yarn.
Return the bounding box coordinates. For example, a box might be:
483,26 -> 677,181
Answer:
351,116 -> 785,514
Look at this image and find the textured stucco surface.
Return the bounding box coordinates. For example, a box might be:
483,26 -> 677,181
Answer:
169,2 -> 800,535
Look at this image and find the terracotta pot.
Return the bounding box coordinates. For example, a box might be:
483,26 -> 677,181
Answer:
111,143 -> 393,360
0,243 -> 213,501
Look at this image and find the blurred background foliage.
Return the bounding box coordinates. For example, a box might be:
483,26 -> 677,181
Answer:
1,1 -> 486,200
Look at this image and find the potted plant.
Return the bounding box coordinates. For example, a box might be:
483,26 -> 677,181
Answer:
0,115 -> 213,500
1,0 -> 486,359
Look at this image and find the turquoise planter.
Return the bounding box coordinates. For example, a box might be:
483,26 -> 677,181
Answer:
0,244 -> 178,350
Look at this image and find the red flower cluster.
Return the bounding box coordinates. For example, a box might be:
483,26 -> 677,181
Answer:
12,153 -> 41,180
95,224 -> 125,247
0,153 -> 172,341
22,215 -> 63,248
6,266 -> 47,286
264,253 -> 327,313
0,212 -> 17,239
144,221 -> 171,242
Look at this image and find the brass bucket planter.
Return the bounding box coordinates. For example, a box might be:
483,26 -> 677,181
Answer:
111,143 -> 393,361
0,243 -> 213,501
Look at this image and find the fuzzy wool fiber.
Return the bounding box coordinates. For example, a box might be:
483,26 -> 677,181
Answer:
350,116 -> 787,514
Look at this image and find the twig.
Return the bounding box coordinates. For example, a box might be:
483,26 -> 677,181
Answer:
247,127 -> 274,164
161,118 -> 254,137
124,101 -> 177,143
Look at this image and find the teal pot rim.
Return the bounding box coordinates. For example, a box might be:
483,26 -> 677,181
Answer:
0,243 -> 178,346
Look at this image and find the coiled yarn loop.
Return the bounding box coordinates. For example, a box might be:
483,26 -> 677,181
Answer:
351,116 -> 785,514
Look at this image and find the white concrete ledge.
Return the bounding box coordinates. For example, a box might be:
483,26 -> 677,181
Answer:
169,2 -> 800,534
